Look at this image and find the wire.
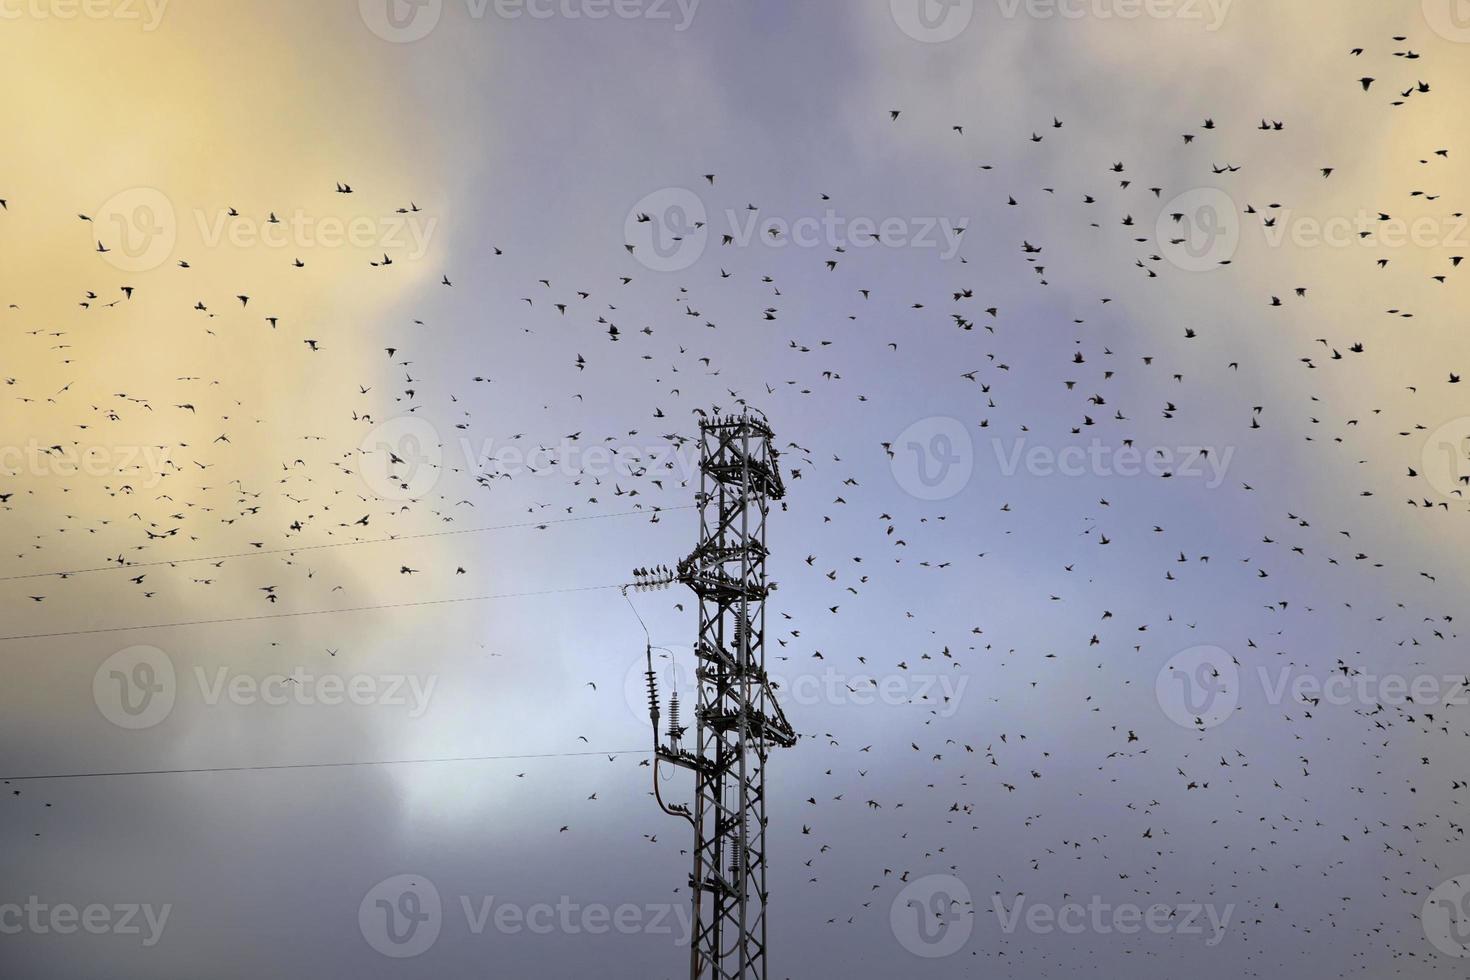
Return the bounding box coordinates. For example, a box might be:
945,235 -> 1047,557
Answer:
0,748 -> 653,783
622,586 -> 652,644
0,506 -> 691,584
0,582 -> 628,643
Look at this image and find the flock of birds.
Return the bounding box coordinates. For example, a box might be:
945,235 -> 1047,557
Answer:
2,24 -> 1469,980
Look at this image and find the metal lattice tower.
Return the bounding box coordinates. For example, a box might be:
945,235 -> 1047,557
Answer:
631,411 -> 797,980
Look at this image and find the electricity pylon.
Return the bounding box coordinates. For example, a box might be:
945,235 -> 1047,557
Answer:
631,411 -> 797,980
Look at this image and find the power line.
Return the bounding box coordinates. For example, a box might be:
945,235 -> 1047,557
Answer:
0,506 -> 691,584
0,748 -> 653,783
0,582 -> 628,643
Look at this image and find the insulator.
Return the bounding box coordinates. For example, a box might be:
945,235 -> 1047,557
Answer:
645,670 -> 660,720
729,838 -> 746,880
667,693 -> 682,742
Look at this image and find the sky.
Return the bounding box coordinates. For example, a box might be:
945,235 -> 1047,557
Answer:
4,1 -> 1470,977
